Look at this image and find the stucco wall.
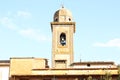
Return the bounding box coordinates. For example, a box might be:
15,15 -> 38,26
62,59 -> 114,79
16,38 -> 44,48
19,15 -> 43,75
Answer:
0,67 -> 9,80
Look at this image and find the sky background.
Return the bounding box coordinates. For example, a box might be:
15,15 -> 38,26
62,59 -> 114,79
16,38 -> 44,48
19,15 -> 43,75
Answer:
0,0 -> 120,65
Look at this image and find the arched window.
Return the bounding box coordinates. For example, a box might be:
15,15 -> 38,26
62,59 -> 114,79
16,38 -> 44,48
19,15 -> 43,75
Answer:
60,33 -> 66,46
69,18 -> 71,21
54,17 -> 58,22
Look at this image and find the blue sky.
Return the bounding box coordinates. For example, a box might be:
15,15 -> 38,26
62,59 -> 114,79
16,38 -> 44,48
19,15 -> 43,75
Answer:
0,0 -> 120,65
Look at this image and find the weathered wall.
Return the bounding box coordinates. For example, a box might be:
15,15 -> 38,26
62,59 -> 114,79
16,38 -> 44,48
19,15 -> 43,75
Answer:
0,66 -> 9,80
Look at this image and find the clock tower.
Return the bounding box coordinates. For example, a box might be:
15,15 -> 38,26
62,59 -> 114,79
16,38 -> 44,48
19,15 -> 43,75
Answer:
51,7 -> 75,68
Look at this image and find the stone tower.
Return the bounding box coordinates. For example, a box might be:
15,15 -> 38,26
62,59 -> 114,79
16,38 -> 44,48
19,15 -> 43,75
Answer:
51,7 -> 75,68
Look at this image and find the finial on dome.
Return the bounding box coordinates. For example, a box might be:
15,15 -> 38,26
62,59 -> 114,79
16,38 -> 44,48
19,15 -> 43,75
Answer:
62,5 -> 64,8
54,6 -> 73,22
61,4 -> 64,8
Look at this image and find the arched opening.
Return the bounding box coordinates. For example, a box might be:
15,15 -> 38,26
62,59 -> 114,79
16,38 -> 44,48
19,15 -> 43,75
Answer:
69,18 -> 71,21
60,33 -> 66,46
54,17 -> 58,22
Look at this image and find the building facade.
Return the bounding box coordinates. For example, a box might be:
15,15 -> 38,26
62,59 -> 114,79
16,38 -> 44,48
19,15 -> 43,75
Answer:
0,7 -> 119,80
0,60 -> 9,80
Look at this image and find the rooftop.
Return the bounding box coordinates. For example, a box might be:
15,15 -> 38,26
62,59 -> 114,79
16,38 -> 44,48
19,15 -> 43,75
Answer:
0,60 -> 10,66
71,61 -> 115,66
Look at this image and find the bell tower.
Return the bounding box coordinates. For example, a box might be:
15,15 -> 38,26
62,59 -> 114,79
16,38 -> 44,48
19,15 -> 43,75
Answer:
51,7 -> 75,68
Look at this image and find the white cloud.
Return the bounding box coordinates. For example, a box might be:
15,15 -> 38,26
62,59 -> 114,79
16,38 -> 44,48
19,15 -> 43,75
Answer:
0,17 -> 17,30
17,11 -> 31,18
19,28 -> 50,42
93,38 -> 120,47
0,11 -> 50,43
0,11 -> 32,30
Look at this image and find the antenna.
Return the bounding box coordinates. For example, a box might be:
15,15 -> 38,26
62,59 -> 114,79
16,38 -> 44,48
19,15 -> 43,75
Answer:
80,54 -> 82,62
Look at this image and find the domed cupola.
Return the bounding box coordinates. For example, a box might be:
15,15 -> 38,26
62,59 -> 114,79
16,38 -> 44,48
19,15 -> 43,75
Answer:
54,6 -> 73,22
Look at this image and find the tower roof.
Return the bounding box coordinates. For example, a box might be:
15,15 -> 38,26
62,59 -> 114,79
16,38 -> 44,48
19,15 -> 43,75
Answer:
53,7 -> 73,22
